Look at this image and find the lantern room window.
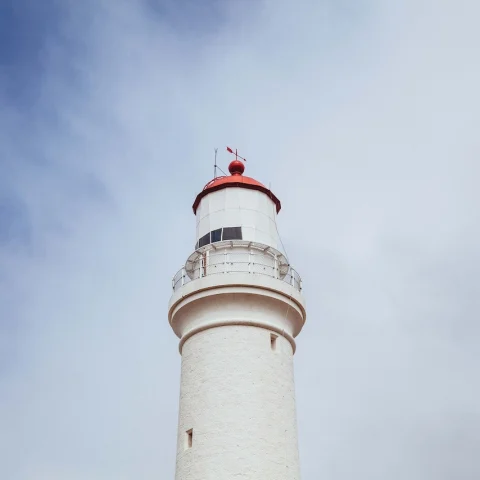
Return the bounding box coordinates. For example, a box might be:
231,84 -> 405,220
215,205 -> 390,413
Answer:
222,227 -> 242,241
196,227 -> 243,249
211,228 -> 222,243
198,232 -> 210,248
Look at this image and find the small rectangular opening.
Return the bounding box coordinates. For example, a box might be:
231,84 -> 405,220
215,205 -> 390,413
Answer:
270,333 -> 278,351
186,429 -> 193,449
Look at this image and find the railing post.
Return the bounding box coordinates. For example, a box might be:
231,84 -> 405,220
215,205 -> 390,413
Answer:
248,249 -> 252,274
274,256 -> 278,279
181,267 -> 185,286
224,249 -> 227,273
290,267 -> 294,286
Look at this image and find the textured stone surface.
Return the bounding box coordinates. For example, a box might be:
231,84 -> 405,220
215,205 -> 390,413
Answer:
175,325 -> 301,480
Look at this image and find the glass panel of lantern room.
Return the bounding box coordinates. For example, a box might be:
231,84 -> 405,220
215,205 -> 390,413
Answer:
198,232 -> 211,248
222,227 -> 242,241
211,228 -> 222,243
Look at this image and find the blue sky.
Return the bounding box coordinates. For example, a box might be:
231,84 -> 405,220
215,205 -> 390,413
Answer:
0,1 -> 60,104
1,1 -> 479,479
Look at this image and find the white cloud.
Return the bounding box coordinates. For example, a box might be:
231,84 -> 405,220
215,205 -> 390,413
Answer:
1,0 -> 479,478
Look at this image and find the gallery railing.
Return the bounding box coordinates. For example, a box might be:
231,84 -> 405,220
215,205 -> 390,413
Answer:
172,249 -> 302,293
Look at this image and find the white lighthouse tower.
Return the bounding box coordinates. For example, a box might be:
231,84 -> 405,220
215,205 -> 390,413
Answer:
168,156 -> 306,479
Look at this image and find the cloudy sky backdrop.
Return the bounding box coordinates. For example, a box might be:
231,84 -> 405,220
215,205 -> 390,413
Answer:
1,0 -> 479,478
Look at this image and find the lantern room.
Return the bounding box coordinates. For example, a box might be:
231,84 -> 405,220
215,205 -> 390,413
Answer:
192,160 -> 283,252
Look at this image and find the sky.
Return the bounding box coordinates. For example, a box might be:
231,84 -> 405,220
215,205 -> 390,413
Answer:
0,0 -> 479,478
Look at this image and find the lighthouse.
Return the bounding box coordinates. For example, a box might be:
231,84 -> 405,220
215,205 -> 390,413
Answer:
168,154 -> 307,479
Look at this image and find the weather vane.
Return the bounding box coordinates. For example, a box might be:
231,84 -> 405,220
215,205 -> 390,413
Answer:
226,146 -> 246,162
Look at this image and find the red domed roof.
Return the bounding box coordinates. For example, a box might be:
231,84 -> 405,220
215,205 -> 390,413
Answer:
192,161 -> 281,214
201,173 -> 266,191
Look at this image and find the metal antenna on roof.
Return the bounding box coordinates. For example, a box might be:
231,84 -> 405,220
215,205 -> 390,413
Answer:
216,165 -> 228,176
213,148 -> 228,177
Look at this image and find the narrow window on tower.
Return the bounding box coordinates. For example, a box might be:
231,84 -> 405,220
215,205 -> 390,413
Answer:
270,333 -> 278,351
186,429 -> 193,449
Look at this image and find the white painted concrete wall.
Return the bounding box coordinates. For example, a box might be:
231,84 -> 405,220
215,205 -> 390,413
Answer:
169,277 -> 306,480
175,325 -> 301,480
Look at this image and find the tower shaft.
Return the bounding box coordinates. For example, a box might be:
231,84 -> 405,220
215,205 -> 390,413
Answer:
178,325 -> 300,478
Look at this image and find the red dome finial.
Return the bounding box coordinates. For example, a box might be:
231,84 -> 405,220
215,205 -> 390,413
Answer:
229,160 -> 245,176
